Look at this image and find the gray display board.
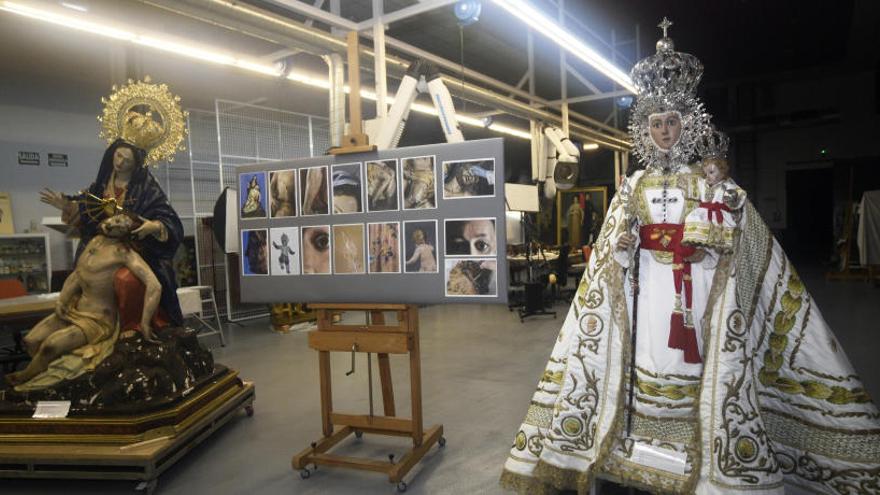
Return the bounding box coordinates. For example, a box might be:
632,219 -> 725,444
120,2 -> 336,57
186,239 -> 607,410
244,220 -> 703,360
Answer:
236,138 -> 507,304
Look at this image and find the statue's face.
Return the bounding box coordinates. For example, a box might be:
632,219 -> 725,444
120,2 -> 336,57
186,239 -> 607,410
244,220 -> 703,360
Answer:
702,157 -> 729,185
113,147 -> 136,174
99,214 -> 134,238
648,111 -> 682,151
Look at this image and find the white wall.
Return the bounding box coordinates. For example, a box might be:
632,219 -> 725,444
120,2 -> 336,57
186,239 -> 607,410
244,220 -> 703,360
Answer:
0,104 -> 106,270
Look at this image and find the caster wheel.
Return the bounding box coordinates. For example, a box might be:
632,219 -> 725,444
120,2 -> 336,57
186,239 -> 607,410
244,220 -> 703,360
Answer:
438,436 -> 446,447
245,405 -> 254,417
355,431 -> 363,439
300,469 -> 311,479
397,482 -> 408,492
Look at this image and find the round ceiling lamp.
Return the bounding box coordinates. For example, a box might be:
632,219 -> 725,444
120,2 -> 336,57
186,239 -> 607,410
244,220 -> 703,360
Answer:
454,0 -> 482,26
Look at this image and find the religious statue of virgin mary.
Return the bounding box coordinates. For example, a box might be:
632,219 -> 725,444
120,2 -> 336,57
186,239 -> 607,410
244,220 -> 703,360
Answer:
501,19 -> 880,495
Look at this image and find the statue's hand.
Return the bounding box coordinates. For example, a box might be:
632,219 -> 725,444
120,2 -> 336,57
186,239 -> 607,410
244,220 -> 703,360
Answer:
40,188 -> 69,211
616,233 -> 637,251
685,249 -> 707,263
132,219 -> 162,239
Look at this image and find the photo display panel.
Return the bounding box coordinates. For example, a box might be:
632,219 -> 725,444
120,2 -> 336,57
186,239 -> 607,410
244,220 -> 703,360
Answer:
237,138 -> 507,304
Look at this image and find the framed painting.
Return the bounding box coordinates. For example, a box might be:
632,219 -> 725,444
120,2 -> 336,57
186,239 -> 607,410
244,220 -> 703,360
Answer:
555,186 -> 608,246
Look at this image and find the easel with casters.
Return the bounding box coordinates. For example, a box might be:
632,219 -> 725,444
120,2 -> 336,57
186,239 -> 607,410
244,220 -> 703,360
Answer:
292,35 -> 443,492
291,304 -> 445,492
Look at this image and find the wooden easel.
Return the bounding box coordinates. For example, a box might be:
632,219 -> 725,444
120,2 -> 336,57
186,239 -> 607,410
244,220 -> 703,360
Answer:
327,31 -> 376,156
291,304 -> 444,492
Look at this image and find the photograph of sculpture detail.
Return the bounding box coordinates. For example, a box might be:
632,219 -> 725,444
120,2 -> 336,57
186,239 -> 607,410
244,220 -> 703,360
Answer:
368,222 -> 400,273
301,225 -> 331,274
366,159 -> 399,212
269,169 -> 297,218
299,166 -> 329,216
402,155 -> 436,210
269,227 -> 300,275
445,218 -> 497,257
332,224 -> 365,274
241,229 -> 268,275
239,172 -> 267,219
442,158 -> 495,199
331,163 -> 363,214
445,258 -> 497,297
403,220 -> 438,273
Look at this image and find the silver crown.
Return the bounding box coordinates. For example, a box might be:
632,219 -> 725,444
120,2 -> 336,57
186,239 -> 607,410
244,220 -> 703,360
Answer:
697,125 -> 729,159
630,17 -> 703,99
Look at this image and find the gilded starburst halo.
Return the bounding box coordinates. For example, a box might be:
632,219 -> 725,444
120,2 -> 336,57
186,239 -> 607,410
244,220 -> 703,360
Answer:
98,76 -> 188,166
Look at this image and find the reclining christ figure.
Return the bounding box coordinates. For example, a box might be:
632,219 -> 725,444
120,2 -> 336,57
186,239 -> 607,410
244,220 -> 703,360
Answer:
6,214 -> 161,389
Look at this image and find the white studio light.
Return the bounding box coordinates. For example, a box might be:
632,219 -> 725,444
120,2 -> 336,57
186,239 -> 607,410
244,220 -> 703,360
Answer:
0,0 -> 532,141
491,0 -> 636,94
60,2 -> 88,13
133,36 -> 236,65
1,1 -> 134,40
583,143 -> 600,151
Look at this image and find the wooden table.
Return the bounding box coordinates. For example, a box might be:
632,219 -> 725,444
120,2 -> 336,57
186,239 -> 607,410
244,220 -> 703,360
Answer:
0,293 -> 57,372
0,293 -> 58,320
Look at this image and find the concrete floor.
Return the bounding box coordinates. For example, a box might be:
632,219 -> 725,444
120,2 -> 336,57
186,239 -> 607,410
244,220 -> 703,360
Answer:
3,265 -> 878,495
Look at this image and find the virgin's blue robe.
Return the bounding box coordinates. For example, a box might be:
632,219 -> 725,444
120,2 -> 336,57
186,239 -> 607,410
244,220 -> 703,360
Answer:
70,139 -> 184,325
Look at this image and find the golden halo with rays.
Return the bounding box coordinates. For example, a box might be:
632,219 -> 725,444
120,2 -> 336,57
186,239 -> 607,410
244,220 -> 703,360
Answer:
98,76 -> 188,166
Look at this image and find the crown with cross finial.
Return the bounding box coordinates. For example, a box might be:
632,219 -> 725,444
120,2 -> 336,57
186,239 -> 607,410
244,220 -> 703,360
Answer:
629,17 -> 704,98
697,124 -> 729,159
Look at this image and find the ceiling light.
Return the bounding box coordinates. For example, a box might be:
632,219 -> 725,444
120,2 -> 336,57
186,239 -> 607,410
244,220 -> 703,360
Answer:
60,2 -> 87,12
1,1 -> 133,40
583,143 -> 599,151
0,0 -> 531,140
491,0 -> 636,93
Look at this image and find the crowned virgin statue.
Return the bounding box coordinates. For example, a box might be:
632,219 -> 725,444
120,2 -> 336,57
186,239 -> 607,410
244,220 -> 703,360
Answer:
4,79 -> 213,404
501,19 -> 880,495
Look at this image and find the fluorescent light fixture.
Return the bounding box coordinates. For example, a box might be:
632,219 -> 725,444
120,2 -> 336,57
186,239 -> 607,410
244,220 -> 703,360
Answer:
1,1 -> 133,40
134,36 -> 236,65
60,2 -> 87,12
492,0 -> 636,94
0,0 -> 531,140
583,143 -> 599,151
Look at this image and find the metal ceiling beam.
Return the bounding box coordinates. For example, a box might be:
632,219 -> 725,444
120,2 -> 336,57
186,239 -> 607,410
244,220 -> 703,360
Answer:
354,0 -> 458,30
136,0 -> 631,150
262,0 -> 358,31
369,33 -> 629,139
549,89 -> 630,105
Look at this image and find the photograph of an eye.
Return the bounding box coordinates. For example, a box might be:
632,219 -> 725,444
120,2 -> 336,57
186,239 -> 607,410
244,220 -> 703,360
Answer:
444,218 -> 497,257
301,225 -> 331,274
368,222 -> 400,273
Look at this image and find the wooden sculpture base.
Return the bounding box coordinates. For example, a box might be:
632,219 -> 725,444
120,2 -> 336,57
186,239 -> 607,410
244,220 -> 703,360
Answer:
0,369 -> 255,495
